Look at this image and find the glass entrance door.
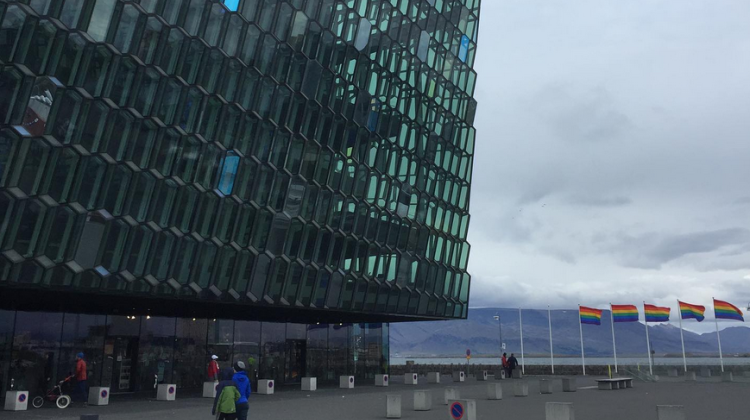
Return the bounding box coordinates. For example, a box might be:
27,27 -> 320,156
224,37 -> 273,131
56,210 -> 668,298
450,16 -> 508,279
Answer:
284,340 -> 306,384
109,337 -> 139,393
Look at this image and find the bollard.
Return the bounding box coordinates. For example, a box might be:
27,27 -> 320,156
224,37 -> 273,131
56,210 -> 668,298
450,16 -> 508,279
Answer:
477,371 -> 488,381
447,399 -> 477,420
375,374 -> 389,387
88,387 -> 110,406
156,384 -> 176,401
721,372 -> 733,382
405,373 -> 418,385
427,372 -> 441,384
202,381 -> 218,398
444,387 -> 460,404
386,394 -> 401,419
540,379 -> 552,394
562,378 -> 576,392
258,379 -> 275,395
486,383 -> 502,400
414,390 -> 432,411
494,369 -> 506,380
667,368 -> 678,377
80,415 -> 100,420
545,402 -> 574,420
4,391 -> 29,411
685,372 -> 696,381
512,370 -> 523,379
657,405 -> 686,420
302,377 -> 317,391
514,381 -> 529,397
700,368 -> 711,378
452,371 -> 465,382
339,376 -> 354,389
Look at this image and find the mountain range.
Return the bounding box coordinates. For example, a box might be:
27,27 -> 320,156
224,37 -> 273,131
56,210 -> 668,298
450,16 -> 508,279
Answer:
391,308 -> 750,357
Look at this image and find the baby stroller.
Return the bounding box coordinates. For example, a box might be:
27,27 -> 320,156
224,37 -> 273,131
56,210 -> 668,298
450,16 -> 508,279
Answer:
32,375 -> 74,409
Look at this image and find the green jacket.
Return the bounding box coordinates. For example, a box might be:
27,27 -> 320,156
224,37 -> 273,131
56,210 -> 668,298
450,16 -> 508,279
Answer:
216,385 -> 240,414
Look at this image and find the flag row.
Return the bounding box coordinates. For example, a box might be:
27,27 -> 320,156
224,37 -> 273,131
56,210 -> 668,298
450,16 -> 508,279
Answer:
578,298 -> 744,325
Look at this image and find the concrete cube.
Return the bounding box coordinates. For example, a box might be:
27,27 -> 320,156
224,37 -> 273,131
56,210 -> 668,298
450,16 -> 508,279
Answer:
447,399 -> 477,420
4,391 -> 28,411
562,378 -> 576,392
414,390 -> 432,411
667,368 -> 678,377
89,387 -> 110,406
657,405 -> 686,420
452,371 -> 465,382
494,369 -> 506,380
546,402 -> 575,420
700,368 -> 711,378
339,376 -> 354,389
258,379 -> 275,394
487,383 -> 502,400
375,374 -> 389,387
685,372 -> 696,381
514,381 -> 529,397
302,377 -> 317,391
512,369 -> 523,379
721,372 -> 733,382
427,372 -> 441,384
540,379 -> 552,394
444,387 -> 460,404
156,384 -> 176,401
405,373 -> 418,385
387,394 -> 401,418
477,371 -> 488,381
202,381 -> 218,398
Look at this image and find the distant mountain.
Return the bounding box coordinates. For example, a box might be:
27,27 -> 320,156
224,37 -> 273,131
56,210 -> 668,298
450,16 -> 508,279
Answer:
390,308 -> 750,357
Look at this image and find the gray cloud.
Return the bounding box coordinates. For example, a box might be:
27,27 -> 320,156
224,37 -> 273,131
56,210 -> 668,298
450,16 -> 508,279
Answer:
565,194 -> 631,207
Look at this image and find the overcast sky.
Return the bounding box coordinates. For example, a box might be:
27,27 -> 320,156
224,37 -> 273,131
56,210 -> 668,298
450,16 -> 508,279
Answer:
467,0 -> 750,330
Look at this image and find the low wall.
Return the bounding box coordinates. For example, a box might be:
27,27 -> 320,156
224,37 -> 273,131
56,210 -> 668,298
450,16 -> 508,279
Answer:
390,363 -> 750,377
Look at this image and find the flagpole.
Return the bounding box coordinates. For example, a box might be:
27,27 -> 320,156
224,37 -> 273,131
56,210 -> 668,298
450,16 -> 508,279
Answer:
677,300 -> 687,372
519,308 -> 525,374
713,298 -> 724,373
643,302 -> 653,376
548,306 -> 554,375
609,304 -> 618,373
578,305 -> 586,375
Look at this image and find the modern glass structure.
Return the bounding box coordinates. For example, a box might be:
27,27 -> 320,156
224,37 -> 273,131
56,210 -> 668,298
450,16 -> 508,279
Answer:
0,0 -> 479,399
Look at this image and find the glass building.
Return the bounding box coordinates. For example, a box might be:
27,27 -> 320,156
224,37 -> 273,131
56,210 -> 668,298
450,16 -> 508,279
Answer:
0,0 -> 479,399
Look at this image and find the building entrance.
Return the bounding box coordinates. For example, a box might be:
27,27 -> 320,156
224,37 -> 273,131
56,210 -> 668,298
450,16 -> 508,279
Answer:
284,340 -> 306,384
102,337 -> 139,393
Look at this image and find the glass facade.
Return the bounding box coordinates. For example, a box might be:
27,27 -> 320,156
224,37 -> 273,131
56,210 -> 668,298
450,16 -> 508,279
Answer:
0,0 -> 479,402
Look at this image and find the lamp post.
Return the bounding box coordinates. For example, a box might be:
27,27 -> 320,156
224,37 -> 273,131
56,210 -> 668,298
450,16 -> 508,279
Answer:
493,315 -> 502,356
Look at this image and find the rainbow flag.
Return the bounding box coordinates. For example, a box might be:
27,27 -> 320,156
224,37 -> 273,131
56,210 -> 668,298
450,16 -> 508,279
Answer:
714,299 -> 744,322
679,301 -> 705,322
611,304 -> 638,322
580,306 -> 603,325
644,304 -> 670,322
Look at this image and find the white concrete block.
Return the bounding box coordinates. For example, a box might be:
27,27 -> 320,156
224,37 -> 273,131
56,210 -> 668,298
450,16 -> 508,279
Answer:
512,370 -> 522,379
375,374 -> 389,387
387,394 -> 401,418
657,405 -> 686,420
546,402 -> 575,420
405,373 -> 418,385
414,390 -> 432,411
4,391 -> 28,411
487,383 -> 502,400
302,377 -> 317,391
339,376 -> 354,389
257,379 -> 274,394
685,372 -> 696,381
447,399 -> 477,420
89,387 -> 110,406
721,372 -> 733,382
562,378 -> 577,392
514,381 -> 529,397
494,369 -> 506,380
202,381 -> 218,398
667,368 -> 678,377
700,368 -> 711,378
427,372 -> 441,384
452,371 -> 465,382
476,371 -> 488,381
540,379 -> 552,394
444,387 -> 460,405
156,384 -> 176,401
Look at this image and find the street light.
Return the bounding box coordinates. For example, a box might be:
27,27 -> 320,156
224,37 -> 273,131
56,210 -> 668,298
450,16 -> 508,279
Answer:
493,315 -> 502,356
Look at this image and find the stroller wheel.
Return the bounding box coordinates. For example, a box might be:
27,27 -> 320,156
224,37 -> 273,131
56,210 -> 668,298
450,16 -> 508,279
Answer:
32,396 -> 44,409
56,395 -> 71,409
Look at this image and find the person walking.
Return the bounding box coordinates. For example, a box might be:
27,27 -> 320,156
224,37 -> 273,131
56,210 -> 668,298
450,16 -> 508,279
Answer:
232,362 -> 251,420
208,355 -> 220,381
507,353 -> 519,378
212,368 -> 240,420
74,352 -> 88,406
501,352 -> 509,378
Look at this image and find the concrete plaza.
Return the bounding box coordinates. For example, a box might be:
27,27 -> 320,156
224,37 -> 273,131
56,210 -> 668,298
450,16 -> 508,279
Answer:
4,374 -> 749,420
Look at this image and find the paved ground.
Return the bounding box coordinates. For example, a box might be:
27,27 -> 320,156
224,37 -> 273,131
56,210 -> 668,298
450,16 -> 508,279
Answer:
4,374 -> 750,420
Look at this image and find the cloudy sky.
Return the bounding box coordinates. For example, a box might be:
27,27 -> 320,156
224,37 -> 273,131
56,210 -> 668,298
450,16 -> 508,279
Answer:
467,0 -> 750,330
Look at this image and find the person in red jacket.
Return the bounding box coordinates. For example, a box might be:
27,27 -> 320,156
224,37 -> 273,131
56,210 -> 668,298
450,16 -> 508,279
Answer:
74,353 -> 88,406
501,352 -> 509,378
208,355 -> 220,381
